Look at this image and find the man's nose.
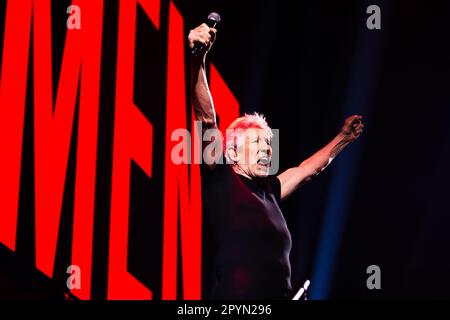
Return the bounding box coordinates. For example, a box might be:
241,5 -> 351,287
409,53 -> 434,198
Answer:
260,144 -> 271,156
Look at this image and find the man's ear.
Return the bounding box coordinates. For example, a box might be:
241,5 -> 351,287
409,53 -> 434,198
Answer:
226,146 -> 239,164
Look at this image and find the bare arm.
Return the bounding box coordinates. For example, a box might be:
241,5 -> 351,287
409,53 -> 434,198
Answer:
189,23 -> 217,126
191,58 -> 216,126
188,24 -> 220,168
277,115 -> 364,200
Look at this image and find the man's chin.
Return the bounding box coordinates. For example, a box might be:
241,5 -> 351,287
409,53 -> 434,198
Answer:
255,166 -> 270,177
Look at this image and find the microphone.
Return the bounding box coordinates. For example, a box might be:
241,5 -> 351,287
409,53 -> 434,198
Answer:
292,280 -> 310,300
191,12 -> 221,56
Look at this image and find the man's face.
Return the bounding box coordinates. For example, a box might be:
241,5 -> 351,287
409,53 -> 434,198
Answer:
235,128 -> 272,178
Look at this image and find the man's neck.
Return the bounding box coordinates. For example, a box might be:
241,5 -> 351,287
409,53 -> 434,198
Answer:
232,165 -> 268,187
232,165 -> 251,180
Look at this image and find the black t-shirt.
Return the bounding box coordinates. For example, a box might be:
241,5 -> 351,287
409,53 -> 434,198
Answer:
201,163 -> 293,299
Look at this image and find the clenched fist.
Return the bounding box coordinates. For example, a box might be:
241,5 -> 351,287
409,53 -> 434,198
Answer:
188,23 -> 217,58
340,115 -> 364,142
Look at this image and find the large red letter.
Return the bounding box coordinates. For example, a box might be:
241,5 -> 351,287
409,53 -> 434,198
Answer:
162,2 -> 203,300
107,0 -> 154,300
70,0 -> 104,300
0,0 -> 32,252
161,2 -> 241,300
33,0 -> 103,287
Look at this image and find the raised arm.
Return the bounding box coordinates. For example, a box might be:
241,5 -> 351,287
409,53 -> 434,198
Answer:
188,24 -> 220,168
189,25 -> 216,126
277,115 -> 364,200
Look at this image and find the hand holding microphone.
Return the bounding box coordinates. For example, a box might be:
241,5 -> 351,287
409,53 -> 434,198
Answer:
188,12 -> 221,57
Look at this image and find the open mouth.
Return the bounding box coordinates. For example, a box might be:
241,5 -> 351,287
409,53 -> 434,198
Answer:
257,156 -> 271,167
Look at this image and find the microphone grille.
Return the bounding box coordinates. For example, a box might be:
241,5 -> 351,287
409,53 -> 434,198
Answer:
208,12 -> 221,23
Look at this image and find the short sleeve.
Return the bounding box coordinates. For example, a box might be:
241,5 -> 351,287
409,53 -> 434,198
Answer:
268,176 -> 282,204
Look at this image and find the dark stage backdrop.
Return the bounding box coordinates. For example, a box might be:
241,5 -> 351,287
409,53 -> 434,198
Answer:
0,0 -> 449,299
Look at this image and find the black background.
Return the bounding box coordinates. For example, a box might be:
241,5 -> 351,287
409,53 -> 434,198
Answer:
1,0 -> 449,299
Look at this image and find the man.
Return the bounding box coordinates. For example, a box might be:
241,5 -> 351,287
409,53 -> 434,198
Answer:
188,23 -> 363,299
